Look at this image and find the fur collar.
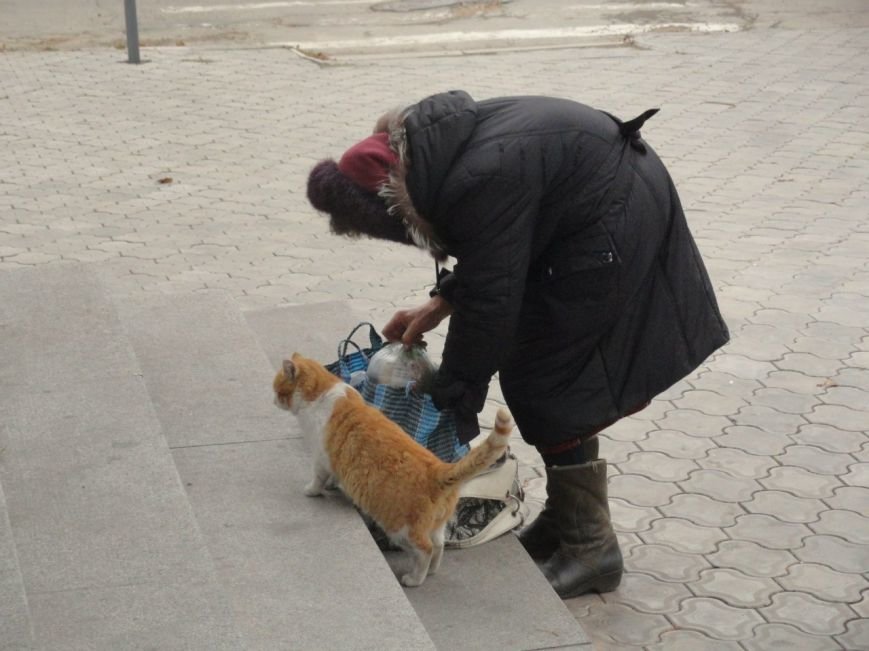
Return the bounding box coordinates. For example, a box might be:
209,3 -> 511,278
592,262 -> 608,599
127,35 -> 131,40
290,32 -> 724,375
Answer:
375,107 -> 449,262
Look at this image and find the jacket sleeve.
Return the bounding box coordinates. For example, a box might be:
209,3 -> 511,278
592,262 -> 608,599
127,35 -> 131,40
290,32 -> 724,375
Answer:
429,175 -> 536,437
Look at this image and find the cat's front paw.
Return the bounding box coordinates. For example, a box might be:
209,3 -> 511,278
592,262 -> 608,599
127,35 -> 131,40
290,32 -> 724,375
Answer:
304,482 -> 324,497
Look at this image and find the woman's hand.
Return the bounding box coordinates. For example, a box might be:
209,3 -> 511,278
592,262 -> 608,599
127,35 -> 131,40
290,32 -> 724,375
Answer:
383,296 -> 454,346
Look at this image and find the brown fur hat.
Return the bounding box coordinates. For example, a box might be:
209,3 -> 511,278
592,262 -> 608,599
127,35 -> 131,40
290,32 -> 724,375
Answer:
307,132 -> 414,246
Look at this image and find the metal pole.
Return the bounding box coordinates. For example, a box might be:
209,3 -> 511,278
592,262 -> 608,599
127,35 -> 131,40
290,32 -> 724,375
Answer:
124,0 -> 141,63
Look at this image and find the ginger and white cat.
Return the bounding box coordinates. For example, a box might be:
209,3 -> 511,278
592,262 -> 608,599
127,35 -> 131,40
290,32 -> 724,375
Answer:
273,352 -> 512,587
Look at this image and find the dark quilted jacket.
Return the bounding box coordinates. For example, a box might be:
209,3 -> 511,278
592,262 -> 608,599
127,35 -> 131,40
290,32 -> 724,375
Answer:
392,91 -> 729,441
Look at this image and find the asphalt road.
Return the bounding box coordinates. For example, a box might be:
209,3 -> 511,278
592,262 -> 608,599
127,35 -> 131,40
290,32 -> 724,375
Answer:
2,0 -> 868,54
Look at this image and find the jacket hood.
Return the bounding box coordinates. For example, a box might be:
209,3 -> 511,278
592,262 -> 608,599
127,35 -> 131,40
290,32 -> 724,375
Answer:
377,91 -> 479,261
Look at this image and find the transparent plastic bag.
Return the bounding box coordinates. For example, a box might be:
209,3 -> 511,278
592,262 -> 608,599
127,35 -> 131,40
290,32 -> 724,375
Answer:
366,342 -> 436,390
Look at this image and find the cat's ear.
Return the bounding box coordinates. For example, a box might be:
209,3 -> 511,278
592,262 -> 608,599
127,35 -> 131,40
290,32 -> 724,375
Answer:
282,358 -> 297,380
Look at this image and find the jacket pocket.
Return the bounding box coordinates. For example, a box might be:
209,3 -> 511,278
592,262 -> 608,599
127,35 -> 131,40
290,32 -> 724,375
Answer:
526,226 -> 621,329
535,225 -> 620,282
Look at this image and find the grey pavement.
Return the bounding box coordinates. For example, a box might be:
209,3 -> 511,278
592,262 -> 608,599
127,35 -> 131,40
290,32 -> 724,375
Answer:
0,0 -> 839,53
1,15 -> 869,651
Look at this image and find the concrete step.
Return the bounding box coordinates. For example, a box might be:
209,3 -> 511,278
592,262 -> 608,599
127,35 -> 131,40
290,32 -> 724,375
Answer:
0,265 -> 242,650
0,479 -> 32,650
245,303 -> 592,651
115,292 -> 435,651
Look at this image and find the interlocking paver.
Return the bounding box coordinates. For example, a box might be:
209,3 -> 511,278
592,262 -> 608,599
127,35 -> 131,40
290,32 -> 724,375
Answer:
648,630 -> 741,651
724,323 -> 792,361
690,568 -> 780,608
731,405 -> 807,435
679,469 -> 760,502
669,597 -> 764,641
636,429 -> 716,459
715,425 -> 792,456
811,509 -> 869,544
760,592 -> 854,636
777,445 -> 855,475
562,593 -> 602,620
1,251 -> 62,265
852,591 -> 869,618
795,535 -> 868,574
608,475 -> 680,508
726,514 -> 812,550
609,499 -> 659,534
707,354 -> 777,381
750,387 -> 819,415
817,297 -> 869,329
807,404 -> 869,432
626,544 -> 710,584
639,518 -> 725,555
602,417 -> 655,443
614,532 -> 644,561
826,485 -> 869,514
628,399 -> 672,422
775,352 -> 844,377
735,269 -> 794,292
653,410 -> 732,438
656,380 -> 691,403
835,619 -> 869,651
744,490 -> 826,524
697,446 -> 778,479
777,563 -> 868,603
690,371 -> 762,397
793,424 -> 868,453
763,370 -> 832,395
801,322 -> 864,345
841,462 -> 869,487
580,602 -> 673,647
596,437 -> 640,464
715,296 -> 759,323
615,452 -> 698,482
671,390 -> 746,416
601,572 -> 692,614
743,623 -> 842,651
789,336 -> 857,360
706,541 -> 797,578
660,494 -> 743,528
761,466 -> 842,498
751,308 -> 812,331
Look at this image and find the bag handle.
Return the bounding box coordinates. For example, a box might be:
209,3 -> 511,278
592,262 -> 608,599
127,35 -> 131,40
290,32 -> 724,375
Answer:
336,322 -> 384,377
346,321 -> 382,349
336,339 -> 364,379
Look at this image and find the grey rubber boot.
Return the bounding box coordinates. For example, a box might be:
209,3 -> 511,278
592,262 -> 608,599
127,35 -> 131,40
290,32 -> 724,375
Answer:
516,495 -> 560,561
538,459 -> 623,598
517,437 -> 599,562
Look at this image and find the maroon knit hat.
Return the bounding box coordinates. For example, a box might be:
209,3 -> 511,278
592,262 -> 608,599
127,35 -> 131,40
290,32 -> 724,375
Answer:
338,132 -> 398,192
307,133 -> 411,245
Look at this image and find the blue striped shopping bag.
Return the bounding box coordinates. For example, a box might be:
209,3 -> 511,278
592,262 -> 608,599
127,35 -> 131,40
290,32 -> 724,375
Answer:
325,322 -> 468,462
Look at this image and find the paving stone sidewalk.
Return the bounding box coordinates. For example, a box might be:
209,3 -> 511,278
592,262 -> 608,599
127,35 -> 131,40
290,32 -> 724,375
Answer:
1,25 -> 868,650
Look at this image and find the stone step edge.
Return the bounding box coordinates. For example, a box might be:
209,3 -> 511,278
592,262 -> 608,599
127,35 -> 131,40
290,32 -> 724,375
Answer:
118,292 -> 434,651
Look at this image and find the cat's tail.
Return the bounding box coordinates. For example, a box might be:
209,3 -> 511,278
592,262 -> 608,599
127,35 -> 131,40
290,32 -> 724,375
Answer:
438,408 -> 513,487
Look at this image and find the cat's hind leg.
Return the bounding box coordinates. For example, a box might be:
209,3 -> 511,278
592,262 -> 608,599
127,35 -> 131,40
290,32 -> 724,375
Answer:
398,528 -> 433,587
428,523 -> 446,576
304,452 -> 332,497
